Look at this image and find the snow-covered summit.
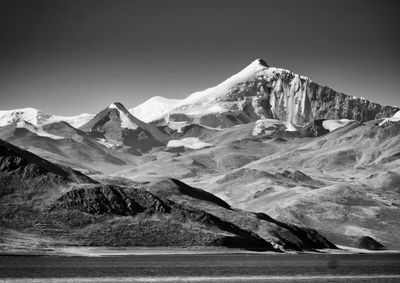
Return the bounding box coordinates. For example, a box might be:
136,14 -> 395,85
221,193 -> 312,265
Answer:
130,59 -> 274,122
0,107 -> 93,128
0,108 -> 50,127
182,59 -> 270,105
136,58 -> 315,128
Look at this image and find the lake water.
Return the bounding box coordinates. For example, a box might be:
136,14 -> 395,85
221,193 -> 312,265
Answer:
1,253 -> 400,282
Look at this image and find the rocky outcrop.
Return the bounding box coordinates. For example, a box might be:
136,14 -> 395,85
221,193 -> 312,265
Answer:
52,185 -> 170,215
301,119 -> 330,137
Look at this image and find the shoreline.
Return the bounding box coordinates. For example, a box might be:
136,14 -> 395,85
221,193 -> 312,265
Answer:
1,245 -> 400,257
2,275 -> 400,283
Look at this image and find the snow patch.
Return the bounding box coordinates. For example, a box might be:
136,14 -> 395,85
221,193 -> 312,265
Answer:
167,137 -> 213,150
16,121 -> 64,140
322,119 -> 354,131
168,121 -> 189,133
129,96 -> 182,123
96,138 -> 116,148
109,103 -> 138,130
45,113 -> 94,128
285,122 -> 298,132
378,110 -> 400,127
176,103 -> 226,116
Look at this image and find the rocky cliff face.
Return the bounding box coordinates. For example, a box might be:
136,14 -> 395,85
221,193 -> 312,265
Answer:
224,60 -> 399,127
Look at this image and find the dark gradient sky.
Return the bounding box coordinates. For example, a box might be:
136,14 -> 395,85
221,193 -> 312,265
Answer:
1,0 -> 399,115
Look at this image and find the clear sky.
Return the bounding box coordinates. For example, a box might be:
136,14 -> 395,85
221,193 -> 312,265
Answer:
1,0 -> 399,115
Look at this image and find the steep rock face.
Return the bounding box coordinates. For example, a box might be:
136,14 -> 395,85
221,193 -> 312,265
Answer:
216,62 -> 399,126
307,85 -> 398,121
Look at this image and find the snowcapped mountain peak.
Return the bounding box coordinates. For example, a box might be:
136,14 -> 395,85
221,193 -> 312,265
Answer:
0,107 -> 50,127
0,107 -> 94,128
180,58 -> 270,106
129,58 -> 400,129
107,102 -> 138,130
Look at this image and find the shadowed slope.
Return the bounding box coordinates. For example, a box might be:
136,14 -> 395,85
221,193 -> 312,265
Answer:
148,178 -> 231,209
0,138 -> 95,184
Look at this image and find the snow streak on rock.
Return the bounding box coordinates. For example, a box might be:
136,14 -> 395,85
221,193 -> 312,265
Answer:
167,137 -> 213,150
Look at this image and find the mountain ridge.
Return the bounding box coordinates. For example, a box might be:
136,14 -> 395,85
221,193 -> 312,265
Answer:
135,59 -> 399,129
2,59 -> 398,130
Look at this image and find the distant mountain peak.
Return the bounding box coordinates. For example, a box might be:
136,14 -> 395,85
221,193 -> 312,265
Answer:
109,102 -> 126,110
0,107 -> 93,128
80,102 -> 170,154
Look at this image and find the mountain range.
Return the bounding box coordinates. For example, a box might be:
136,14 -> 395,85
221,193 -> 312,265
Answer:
1,59 -> 399,254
